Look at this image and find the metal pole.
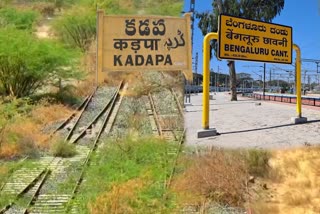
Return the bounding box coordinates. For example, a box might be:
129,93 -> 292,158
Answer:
225,75 -> 228,91
263,63 -> 266,99
269,68 -> 272,88
316,62 -> 320,86
202,33 -> 218,129
293,44 -> 302,118
95,7 -> 99,86
195,52 -> 198,85
215,72 -> 217,92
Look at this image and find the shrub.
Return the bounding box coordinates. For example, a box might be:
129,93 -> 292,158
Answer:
76,136 -> 179,213
173,148 -> 249,207
50,140 -> 77,158
53,7 -> 96,52
0,28 -> 79,98
0,7 -> 39,30
245,149 -> 271,177
18,136 -> 40,158
32,2 -> 55,17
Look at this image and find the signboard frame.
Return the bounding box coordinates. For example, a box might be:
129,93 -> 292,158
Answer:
96,10 -> 192,83
218,14 -> 292,64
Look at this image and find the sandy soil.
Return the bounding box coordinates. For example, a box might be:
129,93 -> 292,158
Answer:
184,92 -> 320,149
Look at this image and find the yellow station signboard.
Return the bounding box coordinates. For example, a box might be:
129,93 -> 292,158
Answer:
96,11 -> 192,82
218,14 -> 292,64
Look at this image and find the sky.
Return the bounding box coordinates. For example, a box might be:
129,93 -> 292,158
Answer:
183,0 -> 320,83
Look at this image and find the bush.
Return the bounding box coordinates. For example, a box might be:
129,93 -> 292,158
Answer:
50,140 -> 77,158
246,149 -> 271,177
76,136 -> 179,213
0,28 -> 79,98
173,148 -> 249,207
53,7 -> 96,52
0,7 -> 39,30
31,2 -> 55,17
18,136 -> 40,158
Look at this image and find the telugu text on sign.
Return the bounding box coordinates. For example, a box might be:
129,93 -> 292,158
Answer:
218,14 -> 292,64
99,14 -> 191,72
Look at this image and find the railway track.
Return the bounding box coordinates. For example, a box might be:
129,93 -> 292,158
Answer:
141,72 -> 186,189
0,82 -> 126,214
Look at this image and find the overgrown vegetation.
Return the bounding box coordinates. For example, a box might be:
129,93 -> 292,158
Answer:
74,136 -> 179,213
171,147 -> 273,211
173,148 -> 249,208
0,98 -> 73,159
50,139 -> 77,158
53,7 -> 96,52
0,7 -> 39,30
246,149 -> 271,177
251,147 -> 320,214
0,159 -> 38,208
0,28 -> 79,98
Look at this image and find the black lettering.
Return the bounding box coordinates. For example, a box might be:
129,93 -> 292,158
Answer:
156,55 -> 164,65
114,55 -> 122,66
125,55 -> 133,66
135,55 -> 144,66
125,19 -> 136,36
139,19 -> 150,36
223,44 -> 270,56
145,55 -> 153,65
230,44 -> 234,52
224,44 -> 229,51
164,55 -> 172,65
152,19 -> 166,35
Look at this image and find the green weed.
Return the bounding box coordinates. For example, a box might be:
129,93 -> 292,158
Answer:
50,140 -> 77,158
245,149 -> 271,177
74,135 -> 179,213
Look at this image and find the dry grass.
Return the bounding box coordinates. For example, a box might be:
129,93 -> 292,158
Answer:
0,102 -> 73,159
88,178 -> 146,214
251,201 -> 280,214
0,143 -> 20,159
172,148 -> 249,208
251,147 -> 320,214
50,139 -> 77,158
31,102 -> 73,125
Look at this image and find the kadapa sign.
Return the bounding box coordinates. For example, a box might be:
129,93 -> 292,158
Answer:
218,14 -> 292,64
97,11 -> 192,82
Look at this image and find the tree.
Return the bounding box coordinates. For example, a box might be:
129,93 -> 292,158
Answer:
0,28 -> 79,98
196,0 -> 284,100
236,72 -> 253,87
0,7 -> 39,30
53,7 -> 96,52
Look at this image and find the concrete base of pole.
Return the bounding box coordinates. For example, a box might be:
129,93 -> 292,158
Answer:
291,117 -> 308,124
197,128 -> 218,138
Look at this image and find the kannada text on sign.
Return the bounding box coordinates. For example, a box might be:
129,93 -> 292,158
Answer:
218,14 -> 292,64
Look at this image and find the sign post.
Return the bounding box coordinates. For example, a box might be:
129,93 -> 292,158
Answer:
96,11 -> 192,83
218,14 -> 292,64
197,33 -> 218,138
198,14 -> 306,138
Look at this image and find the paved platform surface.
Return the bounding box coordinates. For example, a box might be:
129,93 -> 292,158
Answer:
184,92 -> 320,149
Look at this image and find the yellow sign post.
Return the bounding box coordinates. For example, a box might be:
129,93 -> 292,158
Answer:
218,14 -> 292,64
198,15 -> 306,138
96,10 -> 192,83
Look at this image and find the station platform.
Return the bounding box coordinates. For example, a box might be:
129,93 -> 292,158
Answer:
184,92 -> 320,149
253,92 -> 320,107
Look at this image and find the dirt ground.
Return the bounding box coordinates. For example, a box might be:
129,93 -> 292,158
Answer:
184,92 -> 320,149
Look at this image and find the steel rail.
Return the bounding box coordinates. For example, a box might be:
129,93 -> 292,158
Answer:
64,82 -> 125,213
70,82 -> 123,144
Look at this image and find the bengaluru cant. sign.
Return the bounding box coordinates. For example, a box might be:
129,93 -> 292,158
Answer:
218,14 -> 292,64
97,11 -> 192,81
